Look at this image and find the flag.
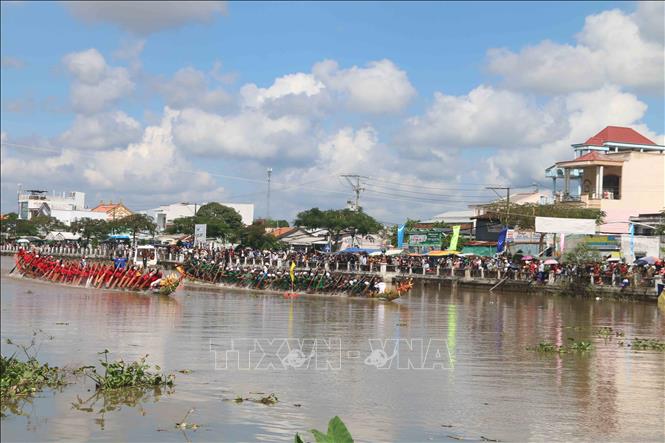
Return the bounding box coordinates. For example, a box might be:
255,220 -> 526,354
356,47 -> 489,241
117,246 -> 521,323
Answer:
397,224 -> 405,248
289,261 -> 296,283
497,228 -> 508,253
449,225 -> 461,251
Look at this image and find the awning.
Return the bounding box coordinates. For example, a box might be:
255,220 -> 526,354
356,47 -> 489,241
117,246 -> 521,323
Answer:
427,250 -> 460,257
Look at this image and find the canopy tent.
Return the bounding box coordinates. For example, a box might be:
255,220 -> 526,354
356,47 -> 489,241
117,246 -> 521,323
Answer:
427,250 -> 460,257
385,249 -> 405,256
337,247 -> 381,254
108,234 -> 131,240
16,238 -> 30,243
368,251 -> 383,256
460,245 -> 495,257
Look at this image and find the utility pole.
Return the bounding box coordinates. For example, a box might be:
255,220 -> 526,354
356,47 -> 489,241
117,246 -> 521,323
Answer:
341,174 -> 367,212
266,167 -> 273,221
485,186 -> 511,226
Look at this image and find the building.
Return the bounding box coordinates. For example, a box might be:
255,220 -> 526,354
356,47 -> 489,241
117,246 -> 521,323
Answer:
17,189 -> 106,226
549,126 -> 665,233
18,189 -> 86,220
142,202 -> 255,231
90,202 -> 133,221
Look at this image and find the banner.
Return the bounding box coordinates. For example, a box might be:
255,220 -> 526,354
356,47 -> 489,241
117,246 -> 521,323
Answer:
449,225 -> 461,251
535,217 -> 596,235
629,223 -> 635,259
194,224 -> 207,246
397,224 -> 405,248
497,228 -> 508,253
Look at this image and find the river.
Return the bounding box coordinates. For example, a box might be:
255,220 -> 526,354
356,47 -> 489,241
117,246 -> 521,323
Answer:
1,256 -> 663,442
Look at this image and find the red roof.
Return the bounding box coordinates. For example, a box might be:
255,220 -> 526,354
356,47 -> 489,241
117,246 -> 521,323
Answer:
270,227 -> 296,238
584,126 -> 656,147
556,150 -> 624,166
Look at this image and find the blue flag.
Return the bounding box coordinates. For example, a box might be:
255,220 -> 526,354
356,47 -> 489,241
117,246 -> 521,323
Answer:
397,224 -> 405,248
497,228 -> 508,253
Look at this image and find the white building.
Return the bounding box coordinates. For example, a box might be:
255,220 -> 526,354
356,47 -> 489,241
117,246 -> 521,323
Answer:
18,189 -> 85,220
17,189 -> 106,226
142,202 -> 255,231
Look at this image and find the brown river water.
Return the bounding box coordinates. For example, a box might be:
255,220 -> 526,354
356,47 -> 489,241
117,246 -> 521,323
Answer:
1,256 -> 664,442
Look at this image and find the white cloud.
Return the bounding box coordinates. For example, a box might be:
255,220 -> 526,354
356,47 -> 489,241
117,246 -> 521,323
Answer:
240,73 -> 325,108
172,107 -> 312,159
157,67 -> 232,111
479,85 -> 659,184
487,7 -> 664,94
63,1 -> 227,35
398,85 -> 567,154
313,59 -> 416,113
57,112 -> 143,150
1,109 -> 225,205
63,48 -> 134,113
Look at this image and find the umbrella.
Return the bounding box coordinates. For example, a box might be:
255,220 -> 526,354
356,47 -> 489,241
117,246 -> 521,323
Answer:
544,259 -> 558,265
521,255 -> 534,261
385,249 -> 404,256
368,251 -> 383,256
16,238 -> 30,243
606,257 -> 621,262
635,256 -> 657,266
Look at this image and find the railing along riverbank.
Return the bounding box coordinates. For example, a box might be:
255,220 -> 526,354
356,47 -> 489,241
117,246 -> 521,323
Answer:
2,244 -> 658,300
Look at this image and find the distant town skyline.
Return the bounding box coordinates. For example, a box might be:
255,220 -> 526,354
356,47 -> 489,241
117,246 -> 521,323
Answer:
2,1 -> 663,223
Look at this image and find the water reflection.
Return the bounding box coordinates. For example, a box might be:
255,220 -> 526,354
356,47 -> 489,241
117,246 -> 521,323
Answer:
1,257 -> 664,442
71,385 -> 173,430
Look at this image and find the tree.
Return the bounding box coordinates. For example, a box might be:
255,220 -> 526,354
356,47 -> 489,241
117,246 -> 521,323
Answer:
70,219 -> 110,246
164,203 -> 244,241
294,208 -> 382,251
29,215 -> 67,236
562,242 -> 601,266
165,216 -> 195,235
239,222 -> 285,250
110,214 -> 156,246
196,203 -> 244,240
259,219 -> 290,228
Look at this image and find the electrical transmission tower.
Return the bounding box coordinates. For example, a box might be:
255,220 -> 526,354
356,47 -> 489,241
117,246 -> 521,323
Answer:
340,174 -> 368,211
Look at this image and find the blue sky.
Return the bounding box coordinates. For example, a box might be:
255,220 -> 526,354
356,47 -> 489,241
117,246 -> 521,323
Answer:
1,1 -> 663,222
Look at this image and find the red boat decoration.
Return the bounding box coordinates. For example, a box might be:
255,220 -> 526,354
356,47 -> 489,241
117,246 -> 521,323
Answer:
11,249 -> 183,296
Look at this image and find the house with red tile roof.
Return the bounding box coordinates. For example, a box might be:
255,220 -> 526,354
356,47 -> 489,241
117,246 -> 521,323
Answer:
549,126 -> 664,234
90,201 -> 133,221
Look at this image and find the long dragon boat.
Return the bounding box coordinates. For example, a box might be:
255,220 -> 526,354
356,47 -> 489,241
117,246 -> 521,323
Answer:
11,250 -> 183,296
180,259 -> 412,300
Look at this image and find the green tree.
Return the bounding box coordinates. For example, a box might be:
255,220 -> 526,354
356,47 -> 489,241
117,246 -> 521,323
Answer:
29,215 -> 67,236
259,219 -> 290,228
165,216 -> 195,235
69,219 -> 110,246
294,208 -> 382,251
196,203 -> 244,240
239,222 -> 285,250
110,214 -> 156,246
164,203 -> 244,241
562,242 -> 601,265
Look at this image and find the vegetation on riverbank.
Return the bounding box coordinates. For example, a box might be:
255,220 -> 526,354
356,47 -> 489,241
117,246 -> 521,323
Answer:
80,350 -> 174,391
527,339 -> 592,353
1,333 -> 68,415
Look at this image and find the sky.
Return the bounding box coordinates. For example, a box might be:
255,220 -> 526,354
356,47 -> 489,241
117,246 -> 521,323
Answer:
1,1 -> 663,224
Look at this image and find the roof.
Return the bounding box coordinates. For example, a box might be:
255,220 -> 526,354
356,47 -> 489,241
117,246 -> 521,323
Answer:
584,126 -> 656,147
91,203 -> 130,213
556,150 -> 624,167
270,227 -> 297,238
